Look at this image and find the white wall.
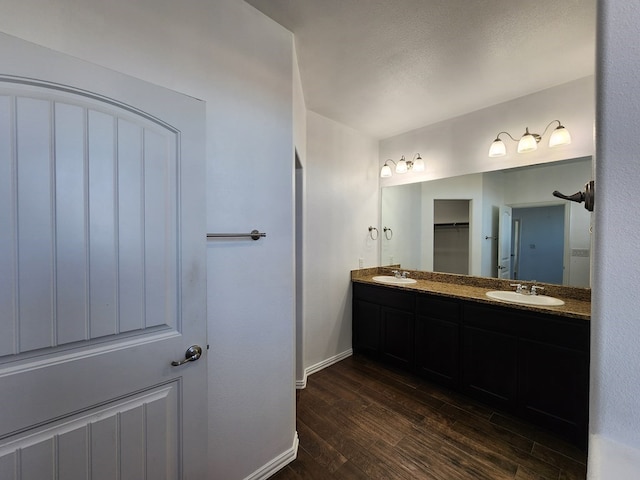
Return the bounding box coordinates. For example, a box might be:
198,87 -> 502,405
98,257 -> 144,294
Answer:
303,111 -> 378,378
0,1 -> 297,478
590,0 -> 640,477
379,76 -> 595,188
380,183 -> 422,267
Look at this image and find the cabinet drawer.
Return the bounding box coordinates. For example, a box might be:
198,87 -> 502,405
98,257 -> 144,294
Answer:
353,283 -> 415,312
463,303 -> 522,335
519,316 -> 589,352
464,303 -> 589,351
416,294 -> 459,321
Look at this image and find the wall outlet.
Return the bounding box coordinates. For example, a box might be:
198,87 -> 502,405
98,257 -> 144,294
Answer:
358,258 -> 364,269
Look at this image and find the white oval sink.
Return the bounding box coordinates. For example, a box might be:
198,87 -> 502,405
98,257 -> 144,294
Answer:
486,290 -> 565,306
372,275 -> 418,285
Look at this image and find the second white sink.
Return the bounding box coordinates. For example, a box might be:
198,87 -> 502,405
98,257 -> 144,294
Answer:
372,275 -> 418,285
486,290 -> 565,306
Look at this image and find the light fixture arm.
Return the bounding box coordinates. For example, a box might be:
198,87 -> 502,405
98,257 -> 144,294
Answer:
493,131 -> 519,143
540,119 -> 564,137
383,159 -> 397,168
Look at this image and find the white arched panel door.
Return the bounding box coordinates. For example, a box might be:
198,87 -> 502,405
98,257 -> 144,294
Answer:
0,34 -> 207,479
498,205 -> 513,279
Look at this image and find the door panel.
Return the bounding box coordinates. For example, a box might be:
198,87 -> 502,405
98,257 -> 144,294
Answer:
1,95 -> 180,354
498,205 -> 512,279
0,384 -> 178,480
0,33 -> 206,479
55,102 -> 88,345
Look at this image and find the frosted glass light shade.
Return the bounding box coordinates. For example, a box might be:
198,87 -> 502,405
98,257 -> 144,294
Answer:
548,126 -> 571,147
395,157 -> 408,173
488,139 -> 506,157
413,157 -> 425,172
380,164 -> 392,178
517,132 -> 538,153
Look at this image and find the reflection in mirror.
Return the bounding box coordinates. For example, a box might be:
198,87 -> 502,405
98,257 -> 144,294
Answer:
380,157 -> 592,287
433,200 -> 470,275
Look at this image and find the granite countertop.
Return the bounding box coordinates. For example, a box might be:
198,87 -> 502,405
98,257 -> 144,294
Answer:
351,267 -> 591,321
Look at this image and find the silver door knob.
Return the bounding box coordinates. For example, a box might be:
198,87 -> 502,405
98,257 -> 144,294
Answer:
171,345 -> 202,366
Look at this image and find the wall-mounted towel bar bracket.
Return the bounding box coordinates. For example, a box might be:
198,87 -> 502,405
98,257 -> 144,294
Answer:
207,229 -> 266,241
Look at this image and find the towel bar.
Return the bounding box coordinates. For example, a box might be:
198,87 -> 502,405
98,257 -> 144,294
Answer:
206,229 -> 266,241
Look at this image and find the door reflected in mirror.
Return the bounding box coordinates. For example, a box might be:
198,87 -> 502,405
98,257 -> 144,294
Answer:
511,204 -> 565,284
380,157 -> 592,287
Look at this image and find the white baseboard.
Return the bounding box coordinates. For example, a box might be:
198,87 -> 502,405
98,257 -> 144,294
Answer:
243,431 -> 299,480
296,349 -> 353,389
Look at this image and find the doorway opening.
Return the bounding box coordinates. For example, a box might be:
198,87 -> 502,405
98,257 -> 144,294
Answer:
511,204 -> 565,284
294,150 -> 304,387
433,199 -> 470,275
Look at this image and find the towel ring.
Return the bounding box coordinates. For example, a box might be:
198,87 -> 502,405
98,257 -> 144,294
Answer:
368,226 -> 379,240
383,227 -> 393,240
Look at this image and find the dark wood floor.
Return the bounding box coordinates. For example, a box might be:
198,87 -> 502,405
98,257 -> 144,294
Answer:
271,354 -> 587,480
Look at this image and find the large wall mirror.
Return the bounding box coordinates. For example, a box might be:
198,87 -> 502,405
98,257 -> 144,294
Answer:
380,157 -> 592,287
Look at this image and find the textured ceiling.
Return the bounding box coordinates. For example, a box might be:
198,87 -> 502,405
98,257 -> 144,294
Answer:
244,0 -> 597,139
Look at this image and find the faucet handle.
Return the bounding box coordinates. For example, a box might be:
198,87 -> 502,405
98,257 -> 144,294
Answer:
401,271 -> 410,279
392,270 -> 400,278
530,285 -> 544,295
510,283 -> 524,293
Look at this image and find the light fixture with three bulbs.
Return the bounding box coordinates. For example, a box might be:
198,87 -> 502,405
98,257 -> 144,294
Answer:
380,153 -> 424,178
488,120 -> 571,157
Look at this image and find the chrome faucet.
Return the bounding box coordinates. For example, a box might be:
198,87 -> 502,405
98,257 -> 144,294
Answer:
530,285 -> 544,296
392,270 -> 410,279
510,283 -> 528,294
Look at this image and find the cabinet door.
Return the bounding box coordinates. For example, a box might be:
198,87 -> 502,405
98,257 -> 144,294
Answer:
415,315 -> 459,387
415,295 -> 460,387
462,325 -> 517,409
518,339 -> 589,445
353,299 -> 381,356
381,307 -> 414,369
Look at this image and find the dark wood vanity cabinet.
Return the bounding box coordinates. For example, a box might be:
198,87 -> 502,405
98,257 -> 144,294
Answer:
462,303 -> 589,446
380,307 -> 414,369
352,283 -> 414,368
352,295 -> 381,357
516,313 -> 590,444
352,281 -> 590,447
462,304 -> 520,409
414,294 -> 460,388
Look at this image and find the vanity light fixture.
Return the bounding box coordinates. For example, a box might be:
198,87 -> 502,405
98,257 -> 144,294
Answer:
380,153 -> 424,178
488,120 -> 571,157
